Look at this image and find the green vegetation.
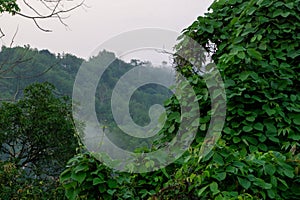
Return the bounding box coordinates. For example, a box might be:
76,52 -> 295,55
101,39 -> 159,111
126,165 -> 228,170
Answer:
60,0 -> 300,199
0,46 -> 173,199
1,0 -> 300,199
0,0 -> 19,15
0,82 -> 77,199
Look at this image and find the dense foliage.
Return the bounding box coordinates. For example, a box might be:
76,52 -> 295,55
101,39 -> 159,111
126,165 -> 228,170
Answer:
60,0 -> 300,199
0,47 -> 173,198
0,82 -> 78,199
0,0 -> 19,15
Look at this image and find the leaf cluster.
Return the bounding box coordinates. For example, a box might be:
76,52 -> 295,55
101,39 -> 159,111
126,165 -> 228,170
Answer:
0,0 -> 20,15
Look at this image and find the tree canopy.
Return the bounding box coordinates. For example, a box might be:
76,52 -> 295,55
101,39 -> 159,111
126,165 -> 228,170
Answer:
0,82 -> 79,199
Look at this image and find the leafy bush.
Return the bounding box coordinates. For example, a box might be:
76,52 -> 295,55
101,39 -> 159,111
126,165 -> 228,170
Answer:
60,0 -> 300,199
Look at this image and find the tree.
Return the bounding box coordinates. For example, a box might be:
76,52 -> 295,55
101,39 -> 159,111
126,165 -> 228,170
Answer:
0,82 -> 79,182
60,0 -> 300,199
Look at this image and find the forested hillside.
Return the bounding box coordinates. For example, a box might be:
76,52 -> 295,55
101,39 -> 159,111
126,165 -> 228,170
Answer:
0,46 -> 173,123
0,46 -> 173,199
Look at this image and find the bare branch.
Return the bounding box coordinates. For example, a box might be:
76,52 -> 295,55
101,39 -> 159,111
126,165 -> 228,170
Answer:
13,0 -> 85,32
16,1 -> 84,19
0,28 -> 5,39
0,47 -> 32,76
10,25 -> 19,47
33,18 -> 52,32
23,0 -> 43,17
51,0 -> 62,15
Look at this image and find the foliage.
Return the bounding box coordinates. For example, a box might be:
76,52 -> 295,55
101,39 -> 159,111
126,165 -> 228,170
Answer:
0,47 -> 174,199
0,46 -> 173,150
159,0 -> 300,198
60,152 -> 134,200
60,152 -> 174,200
0,0 -> 19,15
0,160 -> 66,200
60,0 -> 300,199
0,82 -> 78,199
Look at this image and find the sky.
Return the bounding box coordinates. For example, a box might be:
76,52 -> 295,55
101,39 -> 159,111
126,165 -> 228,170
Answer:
0,0 -> 213,63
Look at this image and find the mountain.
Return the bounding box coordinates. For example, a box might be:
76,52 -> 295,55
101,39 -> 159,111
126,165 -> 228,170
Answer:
0,46 -> 175,150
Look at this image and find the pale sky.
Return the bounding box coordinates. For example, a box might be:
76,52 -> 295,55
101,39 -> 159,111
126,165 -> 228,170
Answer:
0,0 -> 213,61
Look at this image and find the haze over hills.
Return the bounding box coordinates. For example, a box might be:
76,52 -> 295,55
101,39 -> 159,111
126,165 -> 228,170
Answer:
0,46 -> 175,150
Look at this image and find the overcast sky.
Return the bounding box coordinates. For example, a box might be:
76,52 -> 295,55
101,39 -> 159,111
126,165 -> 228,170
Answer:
0,0 -> 213,62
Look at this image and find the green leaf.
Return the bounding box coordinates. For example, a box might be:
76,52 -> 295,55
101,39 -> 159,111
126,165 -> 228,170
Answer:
237,51 -> 246,59
65,188 -> 79,200
71,172 -> 86,184
108,179 -> 118,189
246,116 -> 256,122
74,164 -> 89,173
270,176 -> 277,187
213,153 -> 224,165
243,126 -> 253,132
247,48 -> 263,60
168,124 -> 175,133
258,143 -> 268,151
210,182 -> 220,195
197,185 -> 209,197
290,94 -> 297,102
233,137 -> 241,143
293,117 -> 300,125
265,164 -> 276,175
212,172 -> 227,181
238,177 -> 251,189
265,123 -> 277,133
267,189 -> 276,199
107,189 -> 116,195
254,123 -> 264,131
93,178 -> 105,185
277,178 -> 288,188
283,169 -> 294,178
60,169 -> 71,182
161,168 -> 170,179
239,71 -> 250,81
254,178 -> 272,189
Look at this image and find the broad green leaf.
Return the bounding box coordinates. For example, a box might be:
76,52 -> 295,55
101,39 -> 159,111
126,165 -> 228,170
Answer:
213,153 -> 224,165
60,169 -> 71,182
237,177 -> 251,189
71,172 -> 86,184
107,189 -> 116,195
293,117 -> 300,126
254,178 -> 272,189
210,182 -> 220,194
243,126 -> 253,132
239,71 -> 250,81
233,137 -> 241,143
247,48 -> 263,60
93,178 -> 105,186
254,122 -> 264,131
246,116 -> 256,122
267,189 -> 276,199
197,185 -> 209,197
212,172 -> 226,181
66,188 -> 79,200
108,179 -> 118,189
265,164 -> 276,175
265,123 -> 277,133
